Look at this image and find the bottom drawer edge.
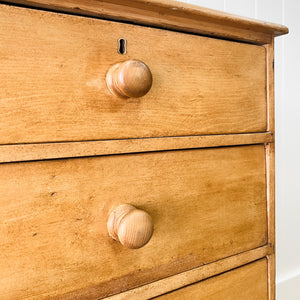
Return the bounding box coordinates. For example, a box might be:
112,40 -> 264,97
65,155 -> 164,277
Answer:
154,258 -> 268,300
105,245 -> 272,300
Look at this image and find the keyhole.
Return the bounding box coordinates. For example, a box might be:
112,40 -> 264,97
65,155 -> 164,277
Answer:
118,38 -> 127,55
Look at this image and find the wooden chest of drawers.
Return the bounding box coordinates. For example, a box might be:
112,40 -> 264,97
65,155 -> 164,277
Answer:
0,0 -> 288,299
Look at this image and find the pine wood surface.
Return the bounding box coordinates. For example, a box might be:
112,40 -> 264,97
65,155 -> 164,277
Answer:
106,246 -> 272,300
264,40 -> 276,300
107,204 -> 154,249
0,4 -> 267,145
0,132 -> 273,164
0,145 -> 267,299
154,259 -> 268,300
2,0 -> 288,44
0,1 -> 286,298
266,143 -> 276,300
106,60 -> 153,98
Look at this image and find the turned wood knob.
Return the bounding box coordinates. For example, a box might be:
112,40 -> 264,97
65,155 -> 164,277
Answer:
107,204 -> 153,249
106,60 -> 153,98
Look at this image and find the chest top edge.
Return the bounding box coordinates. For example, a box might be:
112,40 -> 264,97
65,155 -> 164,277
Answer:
2,0 -> 288,45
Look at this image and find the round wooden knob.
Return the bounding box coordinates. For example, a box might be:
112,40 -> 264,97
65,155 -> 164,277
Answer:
107,204 -> 153,249
106,60 -> 153,98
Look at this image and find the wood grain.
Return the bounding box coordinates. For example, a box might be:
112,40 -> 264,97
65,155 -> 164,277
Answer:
264,40 -> 276,300
0,146 -> 267,299
106,245 -> 272,300
0,132 -> 273,163
0,4 -> 267,144
3,0 -> 288,44
106,60 -> 153,98
265,41 -> 275,133
154,259 -> 268,300
107,204 -> 154,249
266,141 -> 276,300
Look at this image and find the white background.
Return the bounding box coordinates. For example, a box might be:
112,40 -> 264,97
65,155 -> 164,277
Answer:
176,1 -> 299,299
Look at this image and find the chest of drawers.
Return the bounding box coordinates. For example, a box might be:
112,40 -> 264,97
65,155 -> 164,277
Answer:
0,0 -> 288,299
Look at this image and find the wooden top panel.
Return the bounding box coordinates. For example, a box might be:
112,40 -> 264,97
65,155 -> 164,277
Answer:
4,0 -> 288,44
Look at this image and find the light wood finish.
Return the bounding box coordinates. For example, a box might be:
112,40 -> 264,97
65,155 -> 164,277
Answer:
0,132 -> 273,164
267,254 -> 275,300
106,60 -> 153,98
265,41 -> 275,133
0,1 -> 287,298
106,245 -> 272,300
107,204 -> 153,249
154,259 -> 268,300
266,142 -> 276,300
0,4 -> 268,144
0,146 -> 267,299
265,40 -> 276,300
4,0 -> 288,44
266,143 -> 276,300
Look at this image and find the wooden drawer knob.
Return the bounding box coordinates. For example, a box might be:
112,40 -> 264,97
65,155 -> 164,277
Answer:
107,204 -> 153,249
106,60 -> 153,98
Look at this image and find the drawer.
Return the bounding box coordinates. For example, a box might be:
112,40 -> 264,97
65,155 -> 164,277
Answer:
0,5 -> 266,144
155,259 -> 268,299
0,145 -> 267,299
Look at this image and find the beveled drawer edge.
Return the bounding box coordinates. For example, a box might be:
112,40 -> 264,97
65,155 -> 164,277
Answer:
152,258 -> 268,300
104,245 -> 273,300
2,0 -> 288,45
0,132 -> 273,163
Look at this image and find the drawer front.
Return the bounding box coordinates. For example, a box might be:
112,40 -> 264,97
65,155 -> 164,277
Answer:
0,5 -> 266,144
0,145 -> 267,299
155,259 -> 268,299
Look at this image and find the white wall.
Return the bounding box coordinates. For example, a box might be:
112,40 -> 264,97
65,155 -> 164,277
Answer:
176,1 -> 299,299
